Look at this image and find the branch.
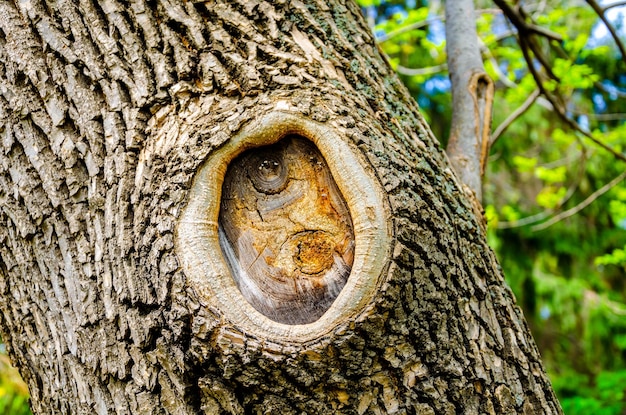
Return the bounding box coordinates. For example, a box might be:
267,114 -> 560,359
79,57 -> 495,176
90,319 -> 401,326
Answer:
479,34 -> 518,89
491,88 -> 541,145
540,150 -> 586,169
394,32 -> 516,79
559,107 -> 626,163
585,290 -> 626,316
377,8 -> 504,43
491,0 -> 564,42
498,210 -> 553,229
377,17 -> 442,43
569,111 -> 626,121
498,148 -> 588,229
603,1 -> 626,11
518,36 -> 626,163
396,63 -> 447,76
475,2 -> 626,170
530,0 -> 549,17
495,4 -> 626,162
595,81 -> 626,99
586,0 -> 626,62
531,169 -> 626,231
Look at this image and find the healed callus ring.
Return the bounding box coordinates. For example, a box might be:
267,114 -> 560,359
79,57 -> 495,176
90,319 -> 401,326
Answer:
176,110 -> 389,341
218,136 -> 355,324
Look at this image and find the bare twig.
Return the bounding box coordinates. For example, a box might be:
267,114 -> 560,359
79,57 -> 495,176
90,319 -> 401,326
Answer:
518,35 -> 563,109
603,1 -> 626,11
494,1 -> 626,157
518,36 -> 626,163
491,88 -> 541,145
394,31 -> 516,79
553,144 -> 588,204
586,0 -> 626,62
531,0 -> 549,17
485,56 -> 516,89
491,0 -> 564,42
396,63 -> 447,76
540,150 -> 586,169
559,109 -> 626,163
531,169 -> 626,231
584,290 -> 626,316
377,17 -> 442,43
378,8 -> 505,43
498,148 -> 588,229
569,111 -> 626,121
478,35 -> 518,88
498,210 -> 553,229
595,81 -> 626,99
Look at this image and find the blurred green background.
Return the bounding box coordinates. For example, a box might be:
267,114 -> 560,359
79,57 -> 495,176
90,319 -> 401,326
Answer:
1,1 -> 625,413
0,343 -> 30,415
358,0 -> 626,413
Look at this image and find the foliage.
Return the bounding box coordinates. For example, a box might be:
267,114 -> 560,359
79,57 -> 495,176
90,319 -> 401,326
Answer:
358,0 -> 626,413
0,351 -> 31,415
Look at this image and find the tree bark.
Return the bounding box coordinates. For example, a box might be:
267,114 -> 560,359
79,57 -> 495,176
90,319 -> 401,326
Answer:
445,0 -> 494,205
0,0 -> 561,414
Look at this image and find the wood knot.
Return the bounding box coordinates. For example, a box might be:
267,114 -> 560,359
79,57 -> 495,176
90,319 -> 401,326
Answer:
177,111 -> 391,341
292,231 -> 335,275
248,152 -> 289,194
218,136 -> 354,325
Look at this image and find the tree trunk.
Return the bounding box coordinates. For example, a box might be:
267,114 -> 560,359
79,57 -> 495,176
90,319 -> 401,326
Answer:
0,0 -> 561,414
444,0 -> 494,205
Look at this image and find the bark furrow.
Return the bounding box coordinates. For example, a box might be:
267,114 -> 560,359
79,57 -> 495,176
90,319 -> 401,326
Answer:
0,0 -> 561,414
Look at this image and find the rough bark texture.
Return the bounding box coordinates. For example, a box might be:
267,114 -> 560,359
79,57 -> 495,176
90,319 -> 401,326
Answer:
0,0 -> 561,414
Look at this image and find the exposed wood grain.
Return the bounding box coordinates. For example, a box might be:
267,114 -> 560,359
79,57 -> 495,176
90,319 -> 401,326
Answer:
219,136 -> 354,324
177,110 -> 391,343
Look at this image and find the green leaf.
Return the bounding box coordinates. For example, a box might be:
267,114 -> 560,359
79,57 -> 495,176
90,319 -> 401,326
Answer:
552,59 -> 599,90
536,166 -> 567,184
500,204 -> 521,222
609,200 -> 626,224
552,128 -> 575,146
564,33 -> 590,55
485,204 -> 499,228
536,186 -> 567,209
615,335 -> 626,351
512,155 -> 537,173
595,246 -> 626,266
355,0 -> 380,6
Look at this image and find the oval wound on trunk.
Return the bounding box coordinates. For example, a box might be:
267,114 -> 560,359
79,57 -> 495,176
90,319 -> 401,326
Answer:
218,136 -> 355,324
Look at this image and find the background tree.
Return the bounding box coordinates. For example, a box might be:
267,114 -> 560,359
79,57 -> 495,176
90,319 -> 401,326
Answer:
360,0 -> 626,413
0,0 -> 565,413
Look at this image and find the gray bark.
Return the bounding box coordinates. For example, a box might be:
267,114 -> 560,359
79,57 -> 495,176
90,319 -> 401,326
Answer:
445,0 -> 494,204
0,0 -> 561,414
